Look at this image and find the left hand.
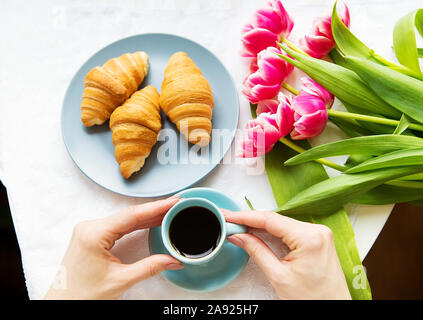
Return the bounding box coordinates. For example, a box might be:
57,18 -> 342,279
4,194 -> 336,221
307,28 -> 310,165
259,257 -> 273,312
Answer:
44,196 -> 183,300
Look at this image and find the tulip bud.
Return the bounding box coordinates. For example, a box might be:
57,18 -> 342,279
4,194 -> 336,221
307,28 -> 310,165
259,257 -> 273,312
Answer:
243,47 -> 293,104
290,78 -> 333,140
257,99 -> 279,115
301,77 -> 334,109
299,1 -> 350,59
238,95 -> 294,158
240,0 -> 294,61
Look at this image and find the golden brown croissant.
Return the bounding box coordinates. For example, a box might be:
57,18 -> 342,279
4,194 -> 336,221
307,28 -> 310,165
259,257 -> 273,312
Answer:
81,51 -> 149,127
160,52 -> 214,146
109,85 -> 161,179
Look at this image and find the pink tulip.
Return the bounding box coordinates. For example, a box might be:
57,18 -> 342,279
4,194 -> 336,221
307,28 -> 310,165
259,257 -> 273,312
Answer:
256,99 -> 279,115
240,0 -> 294,60
238,96 -> 294,158
243,47 -> 294,104
300,1 -> 350,58
290,78 -> 334,140
301,77 -> 334,109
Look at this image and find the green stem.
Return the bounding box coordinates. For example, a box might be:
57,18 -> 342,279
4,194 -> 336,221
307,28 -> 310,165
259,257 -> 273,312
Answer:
370,50 -> 401,68
279,38 -> 311,57
279,137 -> 306,153
281,82 -> 300,95
370,50 -> 423,80
385,180 -> 423,189
244,196 -> 255,210
279,137 -> 347,172
327,109 -> 423,132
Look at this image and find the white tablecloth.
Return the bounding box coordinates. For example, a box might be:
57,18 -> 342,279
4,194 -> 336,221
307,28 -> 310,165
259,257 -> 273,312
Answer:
1,0 -> 418,299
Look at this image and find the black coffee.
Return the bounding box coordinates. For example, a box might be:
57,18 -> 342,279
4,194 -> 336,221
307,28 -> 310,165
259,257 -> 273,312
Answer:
169,206 -> 221,259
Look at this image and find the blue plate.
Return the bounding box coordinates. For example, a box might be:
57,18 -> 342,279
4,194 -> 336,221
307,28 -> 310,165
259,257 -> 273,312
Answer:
149,187 -> 249,292
61,34 -> 239,197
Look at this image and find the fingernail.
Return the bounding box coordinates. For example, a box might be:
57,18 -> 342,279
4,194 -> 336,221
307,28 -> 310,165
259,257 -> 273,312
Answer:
228,235 -> 243,248
166,263 -> 184,270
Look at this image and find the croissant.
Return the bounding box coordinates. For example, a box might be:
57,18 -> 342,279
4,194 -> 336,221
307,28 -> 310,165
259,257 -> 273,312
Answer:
81,51 -> 149,127
109,85 -> 161,179
160,52 -> 214,146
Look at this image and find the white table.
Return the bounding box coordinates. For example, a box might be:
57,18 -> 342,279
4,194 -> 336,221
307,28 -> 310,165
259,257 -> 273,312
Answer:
1,0 -> 418,299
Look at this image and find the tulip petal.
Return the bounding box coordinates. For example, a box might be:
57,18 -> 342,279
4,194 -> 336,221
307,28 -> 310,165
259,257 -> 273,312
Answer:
291,109 -> 328,140
240,0 -> 294,61
300,1 -> 351,59
271,0 -> 294,37
251,83 -> 281,103
238,106 -> 289,158
257,99 -> 279,115
304,35 -> 334,58
242,47 -> 293,103
293,93 -> 326,116
301,77 -> 334,108
241,28 -> 279,57
254,9 -> 284,34
275,96 -> 295,136
338,0 -> 351,27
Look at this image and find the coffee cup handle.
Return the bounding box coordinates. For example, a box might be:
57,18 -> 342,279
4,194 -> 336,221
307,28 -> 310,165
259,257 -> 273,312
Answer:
225,222 -> 247,237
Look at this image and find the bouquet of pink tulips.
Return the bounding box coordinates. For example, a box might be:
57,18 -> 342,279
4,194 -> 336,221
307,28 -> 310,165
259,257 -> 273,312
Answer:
238,0 -> 423,300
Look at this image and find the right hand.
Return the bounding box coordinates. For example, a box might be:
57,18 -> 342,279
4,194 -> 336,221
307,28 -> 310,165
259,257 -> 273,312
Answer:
223,209 -> 351,300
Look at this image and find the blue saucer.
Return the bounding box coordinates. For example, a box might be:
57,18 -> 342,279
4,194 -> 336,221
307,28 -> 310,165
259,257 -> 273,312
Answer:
148,187 -> 249,292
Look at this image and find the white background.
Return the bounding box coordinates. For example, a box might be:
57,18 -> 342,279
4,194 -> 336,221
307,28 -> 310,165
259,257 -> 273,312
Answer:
1,0 -> 420,299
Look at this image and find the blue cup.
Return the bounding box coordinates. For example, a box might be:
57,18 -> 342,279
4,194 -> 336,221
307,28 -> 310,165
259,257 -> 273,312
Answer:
161,197 -> 246,265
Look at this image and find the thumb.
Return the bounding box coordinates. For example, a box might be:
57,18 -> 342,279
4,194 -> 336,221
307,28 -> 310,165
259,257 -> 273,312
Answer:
121,254 -> 184,285
228,233 -> 286,280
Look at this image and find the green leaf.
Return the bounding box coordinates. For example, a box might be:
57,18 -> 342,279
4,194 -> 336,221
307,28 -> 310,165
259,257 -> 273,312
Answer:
329,48 -> 349,67
311,210 -> 371,299
276,166 -> 423,216
331,2 -> 380,64
345,154 -> 373,168
329,116 -> 372,137
266,140 -> 325,213
285,135 -> 423,166
331,51 -> 416,135
393,114 -> 411,135
346,148 -> 423,173
352,184 -> 423,205
265,141 -> 371,299
344,56 -> 423,124
386,180 -> 423,189
409,198 -> 423,207
398,172 -> 423,181
418,48 -> 423,58
331,2 -> 420,79
393,9 -> 423,76
244,196 -> 255,210
278,46 -> 401,119
331,53 -> 414,136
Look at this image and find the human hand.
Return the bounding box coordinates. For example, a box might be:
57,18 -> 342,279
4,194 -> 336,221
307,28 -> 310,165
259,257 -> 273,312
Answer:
44,196 -> 183,300
223,210 -> 351,300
